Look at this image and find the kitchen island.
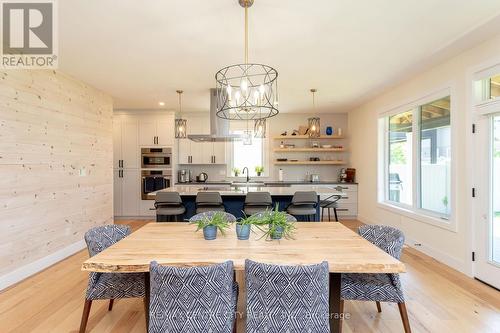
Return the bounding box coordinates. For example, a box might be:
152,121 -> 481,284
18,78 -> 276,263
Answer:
149,185 -> 345,221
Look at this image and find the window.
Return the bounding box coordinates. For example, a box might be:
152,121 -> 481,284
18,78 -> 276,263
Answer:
380,94 -> 452,219
228,123 -> 268,177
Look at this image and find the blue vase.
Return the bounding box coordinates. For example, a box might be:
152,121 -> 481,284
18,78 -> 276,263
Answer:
270,225 -> 284,240
203,225 -> 217,240
236,224 -> 251,240
326,126 -> 333,135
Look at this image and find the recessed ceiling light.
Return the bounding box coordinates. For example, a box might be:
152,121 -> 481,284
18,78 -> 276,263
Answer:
158,101 -> 165,106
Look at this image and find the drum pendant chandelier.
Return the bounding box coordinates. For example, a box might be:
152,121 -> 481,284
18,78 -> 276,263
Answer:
175,90 -> 187,138
215,0 -> 279,121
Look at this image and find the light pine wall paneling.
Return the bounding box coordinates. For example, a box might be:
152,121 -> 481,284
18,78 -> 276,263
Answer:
0,70 -> 113,278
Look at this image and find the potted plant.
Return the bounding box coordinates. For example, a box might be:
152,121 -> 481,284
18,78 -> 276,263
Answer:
233,167 -> 241,177
190,211 -> 230,240
235,214 -> 258,240
257,205 -> 296,240
255,166 -> 264,176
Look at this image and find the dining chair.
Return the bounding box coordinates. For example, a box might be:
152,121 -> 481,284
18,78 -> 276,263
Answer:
243,191 -> 273,216
341,225 -> 411,333
320,194 -> 341,221
155,191 -> 186,222
251,211 -> 297,222
286,191 -> 318,221
148,260 -> 238,333
80,225 -> 145,333
195,191 -> 225,213
245,259 -> 330,333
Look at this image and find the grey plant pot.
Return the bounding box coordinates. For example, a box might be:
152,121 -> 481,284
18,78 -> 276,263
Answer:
203,225 -> 217,240
236,224 -> 251,240
270,225 -> 284,240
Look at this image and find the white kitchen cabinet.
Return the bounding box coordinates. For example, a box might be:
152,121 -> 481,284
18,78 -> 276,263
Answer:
140,200 -> 156,217
113,169 -> 122,217
178,139 -> 191,164
212,142 -> 226,164
139,115 -> 174,147
113,169 -> 141,217
113,116 -> 139,169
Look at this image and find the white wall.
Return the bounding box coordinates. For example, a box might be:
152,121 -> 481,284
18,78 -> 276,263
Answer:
0,70 -> 113,289
348,32 -> 500,275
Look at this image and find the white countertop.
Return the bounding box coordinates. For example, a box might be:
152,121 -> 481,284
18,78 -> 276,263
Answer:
150,185 -> 346,197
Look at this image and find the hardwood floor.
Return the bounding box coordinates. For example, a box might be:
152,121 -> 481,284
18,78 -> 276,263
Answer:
0,219 -> 499,333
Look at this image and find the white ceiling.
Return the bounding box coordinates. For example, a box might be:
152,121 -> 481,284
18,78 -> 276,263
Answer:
59,0 -> 500,113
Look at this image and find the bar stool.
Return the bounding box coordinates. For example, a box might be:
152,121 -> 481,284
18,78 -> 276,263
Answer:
244,192 -> 273,216
195,192 -> 225,214
320,194 -> 341,221
286,191 -> 318,221
154,192 -> 186,222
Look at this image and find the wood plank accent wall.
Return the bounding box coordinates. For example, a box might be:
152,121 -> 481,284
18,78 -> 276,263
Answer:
0,70 -> 113,279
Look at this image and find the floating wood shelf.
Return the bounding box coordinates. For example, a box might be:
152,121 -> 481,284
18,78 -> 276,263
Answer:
273,135 -> 344,140
273,148 -> 346,152
274,160 -> 346,165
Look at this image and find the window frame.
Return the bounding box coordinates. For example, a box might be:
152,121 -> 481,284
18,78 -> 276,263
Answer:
226,121 -> 270,178
378,88 -> 456,230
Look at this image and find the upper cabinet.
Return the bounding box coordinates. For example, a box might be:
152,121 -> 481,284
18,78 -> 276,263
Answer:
139,115 -> 174,147
113,115 -> 139,169
176,115 -> 226,165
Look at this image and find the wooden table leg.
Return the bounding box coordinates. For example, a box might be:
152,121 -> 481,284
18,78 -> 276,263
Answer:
144,272 -> 150,332
329,273 -> 343,333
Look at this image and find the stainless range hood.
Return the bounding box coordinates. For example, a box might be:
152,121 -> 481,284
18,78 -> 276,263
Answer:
188,89 -> 243,142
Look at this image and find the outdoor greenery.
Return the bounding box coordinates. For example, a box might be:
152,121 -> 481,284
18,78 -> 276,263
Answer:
190,212 -> 231,236
390,142 -> 407,164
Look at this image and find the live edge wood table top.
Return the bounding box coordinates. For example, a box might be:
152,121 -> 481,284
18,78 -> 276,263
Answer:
81,222 -> 405,274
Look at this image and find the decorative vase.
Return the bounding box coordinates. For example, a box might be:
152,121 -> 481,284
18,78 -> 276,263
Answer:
326,126 -> 333,135
270,225 -> 284,240
236,224 -> 251,240
203,225 -> 217,240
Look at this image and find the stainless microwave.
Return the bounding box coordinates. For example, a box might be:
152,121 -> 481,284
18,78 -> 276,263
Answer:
141,148 -> 172,169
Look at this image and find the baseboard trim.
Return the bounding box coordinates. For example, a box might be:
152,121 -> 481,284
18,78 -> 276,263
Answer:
357,214 -> 468,275
0,240 -> 86,291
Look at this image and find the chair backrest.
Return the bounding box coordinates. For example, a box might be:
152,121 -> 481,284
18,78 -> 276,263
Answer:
252,211 -> 297,222
245,259 -> 330,333
291,191 -> 318,205
196,191 -> 223,205
245,192 -> 272,205
149,260 -> 235,333
84,225 -> 130,257
155,191 -> 182,205
189,211 -> 237,223
358,225 -> 405,260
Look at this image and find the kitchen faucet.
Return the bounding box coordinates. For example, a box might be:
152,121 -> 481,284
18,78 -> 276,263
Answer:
242,167 -> 250,183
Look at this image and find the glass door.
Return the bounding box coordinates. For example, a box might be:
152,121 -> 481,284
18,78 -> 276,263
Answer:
474,114 -> 500,288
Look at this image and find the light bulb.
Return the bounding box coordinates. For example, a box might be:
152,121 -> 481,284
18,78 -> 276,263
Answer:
226,85 -> 232,101
311,125 -> 316,131
179,126 -> 184,132
235,91 -> 241,105
241,79 -> 248,93
254,90 -> 260,104
259,84 -> 265,95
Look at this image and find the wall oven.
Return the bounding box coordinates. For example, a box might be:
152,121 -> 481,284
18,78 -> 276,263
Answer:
142,170 -> 172,200
141,148 -> 172,169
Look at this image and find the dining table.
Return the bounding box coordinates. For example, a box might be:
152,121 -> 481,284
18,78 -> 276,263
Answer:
82,222 -> 406,333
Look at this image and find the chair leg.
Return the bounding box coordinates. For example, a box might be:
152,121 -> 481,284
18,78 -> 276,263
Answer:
79,299 -> 92,333
321,207 -> 324,221
108,299 -> 114,311
376,301 -> 381,313
328,208 -> 331,222
334,208 -> 339,222
398,302 -> 412,333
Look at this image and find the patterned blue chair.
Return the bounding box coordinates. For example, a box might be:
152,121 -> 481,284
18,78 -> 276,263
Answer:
341,225 -> 411,333
245,259 -> 330,333
148,260 -> 238,333
79,225 -> 145,333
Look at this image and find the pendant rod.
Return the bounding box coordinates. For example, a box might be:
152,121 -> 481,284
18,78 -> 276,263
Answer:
244,6 -> 248,64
